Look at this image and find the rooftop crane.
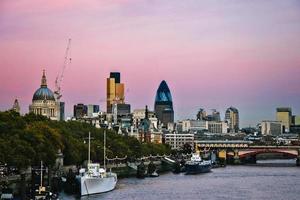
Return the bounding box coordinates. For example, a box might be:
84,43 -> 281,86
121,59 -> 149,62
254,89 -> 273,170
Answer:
54,38 -> 72,101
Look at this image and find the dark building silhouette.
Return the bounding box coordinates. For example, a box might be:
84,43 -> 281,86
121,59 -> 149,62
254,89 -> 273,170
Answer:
73,103 -> 87,118
110,72 -> 121,83
154,80 -> 174,127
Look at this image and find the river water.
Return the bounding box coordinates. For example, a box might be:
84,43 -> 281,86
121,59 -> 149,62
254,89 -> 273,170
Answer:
61,159 -> 300,200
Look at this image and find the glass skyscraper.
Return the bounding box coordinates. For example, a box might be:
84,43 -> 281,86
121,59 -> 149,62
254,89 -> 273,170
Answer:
154,80 -> 174,127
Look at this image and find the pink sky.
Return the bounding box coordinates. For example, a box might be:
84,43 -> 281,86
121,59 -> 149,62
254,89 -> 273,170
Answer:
1,0 -> 300,127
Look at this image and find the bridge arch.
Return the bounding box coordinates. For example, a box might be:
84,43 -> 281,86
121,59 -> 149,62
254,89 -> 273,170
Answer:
238,149 -> 298,158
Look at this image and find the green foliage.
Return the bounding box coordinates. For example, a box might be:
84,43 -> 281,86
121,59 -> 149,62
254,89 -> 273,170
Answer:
0,111 -> 171,168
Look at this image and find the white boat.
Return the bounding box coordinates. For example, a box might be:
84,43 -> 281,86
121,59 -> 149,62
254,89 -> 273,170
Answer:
77,131 -> 117,196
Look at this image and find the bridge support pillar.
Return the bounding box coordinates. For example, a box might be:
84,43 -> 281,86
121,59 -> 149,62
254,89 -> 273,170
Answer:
233,149 -> 240,165
218,149 -> 227,166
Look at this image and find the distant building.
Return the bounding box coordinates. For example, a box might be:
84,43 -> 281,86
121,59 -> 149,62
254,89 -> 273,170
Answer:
276,107 -> 292,133
12,99 -> 20,113
87,104 -> 100,117
196,108 -> 207,120
293,115 -> 300,126
132,108 -> 157,129
290,115 -> 300,134
164,133 -> 194,150
29,70 -> 60,120
59,102 -> 65,121
261,120 -> 282,136
182,120 -> 207,132
225,107 -> 239,133
107,72 -> 125,113
154,80 -> 174,127
73,103 -> 87,118
207,121 -> 228,134
112,103 -> 131,124
211,109 -> 221,121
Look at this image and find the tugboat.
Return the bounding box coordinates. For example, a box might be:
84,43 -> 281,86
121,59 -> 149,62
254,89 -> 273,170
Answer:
77,131 -> 117,196
185,153 -> 212,175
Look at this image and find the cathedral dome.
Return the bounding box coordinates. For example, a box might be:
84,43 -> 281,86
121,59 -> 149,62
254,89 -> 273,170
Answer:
32,70 -> 55,101
33,87 -> 55,101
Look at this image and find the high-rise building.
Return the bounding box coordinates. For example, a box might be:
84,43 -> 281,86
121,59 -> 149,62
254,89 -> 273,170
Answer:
154,80 -> 174,127
276,107 -> 292,133
225,107 -> 239,133
106,72 -> 125,113
29,70 -> 60,120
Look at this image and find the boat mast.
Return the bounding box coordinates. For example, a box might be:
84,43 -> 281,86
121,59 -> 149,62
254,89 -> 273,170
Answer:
88,131 -> 91,165
104,130 -> 106,169
40,161 -> 43,188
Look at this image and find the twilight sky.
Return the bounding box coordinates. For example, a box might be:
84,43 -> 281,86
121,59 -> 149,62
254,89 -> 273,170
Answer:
0,0 -> 300,127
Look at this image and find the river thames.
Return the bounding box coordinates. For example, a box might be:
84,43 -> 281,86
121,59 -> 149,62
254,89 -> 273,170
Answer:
62,159 -> 300,200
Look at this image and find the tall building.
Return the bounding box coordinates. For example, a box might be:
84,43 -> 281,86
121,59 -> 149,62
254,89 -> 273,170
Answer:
29,70 -> 60,120
225,107 -> 239,133
154,80 -> 174,127
12,99 -> 20,113
276,107 -> 292,133
106,72 -> 125,113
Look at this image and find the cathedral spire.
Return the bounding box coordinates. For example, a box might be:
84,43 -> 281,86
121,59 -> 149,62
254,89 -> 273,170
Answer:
41,69 -> 47,87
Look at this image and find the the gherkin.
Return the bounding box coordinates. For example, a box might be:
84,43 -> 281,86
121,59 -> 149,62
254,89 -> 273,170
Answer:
154,80 -> 174,126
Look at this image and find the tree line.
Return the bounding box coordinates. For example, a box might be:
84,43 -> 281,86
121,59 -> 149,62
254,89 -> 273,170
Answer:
0,111 -> 171,169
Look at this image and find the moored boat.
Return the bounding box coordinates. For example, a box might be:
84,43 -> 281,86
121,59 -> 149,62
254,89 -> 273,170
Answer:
185,153 -> 212,175
77,131 -> 117,196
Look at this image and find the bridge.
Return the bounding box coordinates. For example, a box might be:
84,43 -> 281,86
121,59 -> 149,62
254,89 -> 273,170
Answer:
195,140 -> 300,165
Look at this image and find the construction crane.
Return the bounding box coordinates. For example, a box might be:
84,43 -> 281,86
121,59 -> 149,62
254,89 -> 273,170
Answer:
54,38 -> 72,101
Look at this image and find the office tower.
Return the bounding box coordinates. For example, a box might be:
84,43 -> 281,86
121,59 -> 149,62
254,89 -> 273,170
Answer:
106,72 -> 125,113
154,80 -> 174,127
225,107 -> 239,133
276,107 -> 292,133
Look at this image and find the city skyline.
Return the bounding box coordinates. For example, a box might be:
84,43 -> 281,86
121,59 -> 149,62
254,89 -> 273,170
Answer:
1,0 -> 300,127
